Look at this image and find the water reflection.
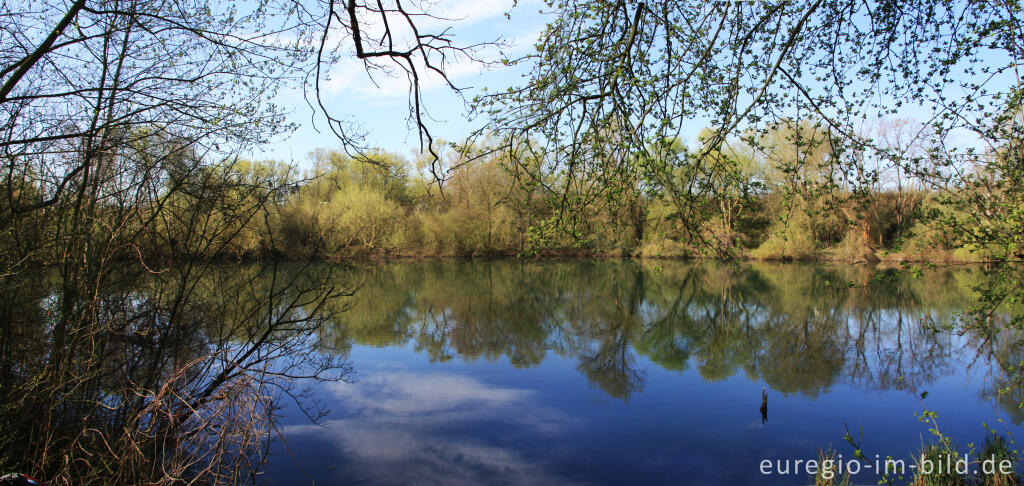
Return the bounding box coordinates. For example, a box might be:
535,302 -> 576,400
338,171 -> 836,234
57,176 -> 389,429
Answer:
284,373 -> 579,485
0,262 -> 353,484
329,261 -> 979,403
7,258 -> 1008,484
264,260 -> 1023,485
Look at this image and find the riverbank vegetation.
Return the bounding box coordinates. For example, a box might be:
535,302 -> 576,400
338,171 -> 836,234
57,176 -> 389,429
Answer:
84,117 -> 1014,264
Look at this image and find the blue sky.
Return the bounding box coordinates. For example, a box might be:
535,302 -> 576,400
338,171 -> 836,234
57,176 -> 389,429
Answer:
254,0 -> 551,166
250,1 -> 1011,172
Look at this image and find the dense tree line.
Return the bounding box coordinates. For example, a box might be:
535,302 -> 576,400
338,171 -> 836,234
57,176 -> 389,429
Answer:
109,117 -> 1013,263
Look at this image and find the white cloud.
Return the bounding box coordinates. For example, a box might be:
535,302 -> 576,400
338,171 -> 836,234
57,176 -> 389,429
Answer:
327,371 -> 531,414
321,50 -> 497,100
415,0 -> 519,28
282,371 -> 584,485
319,0 -> 547,99
298,418 -> 584,485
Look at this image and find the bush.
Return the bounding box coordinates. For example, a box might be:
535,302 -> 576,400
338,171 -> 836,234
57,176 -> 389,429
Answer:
750,210 -> 817,260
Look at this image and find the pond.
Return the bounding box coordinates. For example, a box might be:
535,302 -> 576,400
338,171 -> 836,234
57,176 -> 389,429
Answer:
261,260 -> 1023,485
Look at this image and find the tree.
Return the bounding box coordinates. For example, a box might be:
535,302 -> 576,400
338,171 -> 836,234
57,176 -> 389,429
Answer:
480,1 -> 1021,256
0,0 -> 485,482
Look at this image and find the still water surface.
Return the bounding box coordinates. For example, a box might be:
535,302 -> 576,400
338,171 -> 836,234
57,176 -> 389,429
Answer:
263,260 -> 1022,485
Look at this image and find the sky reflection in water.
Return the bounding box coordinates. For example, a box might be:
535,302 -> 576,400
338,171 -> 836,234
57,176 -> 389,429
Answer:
264,261 -> 1022,485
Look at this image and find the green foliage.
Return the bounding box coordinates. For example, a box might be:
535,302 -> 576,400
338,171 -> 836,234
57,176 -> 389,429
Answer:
177,128 -> 1024,262
979,433 -> 1020,486
911,445 -> 965,486
813,448 -> 852,486
750,209 -> 818,260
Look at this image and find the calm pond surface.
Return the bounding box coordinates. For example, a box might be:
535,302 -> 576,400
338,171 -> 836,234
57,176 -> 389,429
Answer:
262,260 -> 1023,485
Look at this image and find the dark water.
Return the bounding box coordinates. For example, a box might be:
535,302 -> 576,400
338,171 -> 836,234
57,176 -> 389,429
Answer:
262,260 -> 1023,485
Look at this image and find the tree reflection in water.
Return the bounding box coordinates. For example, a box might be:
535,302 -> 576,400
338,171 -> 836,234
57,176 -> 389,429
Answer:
334,261 -> 1004,408
3,259 -> 1019,484
0,262 -> 354,485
